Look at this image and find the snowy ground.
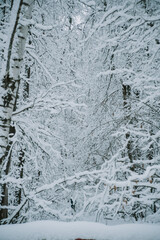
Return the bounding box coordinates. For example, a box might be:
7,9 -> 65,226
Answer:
0,221 -> 160,240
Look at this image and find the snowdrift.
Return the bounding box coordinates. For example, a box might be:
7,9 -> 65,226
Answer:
0,221 -> 160,240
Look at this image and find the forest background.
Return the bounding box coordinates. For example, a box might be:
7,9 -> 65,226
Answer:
0,0 -> 160,225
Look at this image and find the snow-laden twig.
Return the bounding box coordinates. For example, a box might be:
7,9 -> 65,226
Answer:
12,81 -> 75,116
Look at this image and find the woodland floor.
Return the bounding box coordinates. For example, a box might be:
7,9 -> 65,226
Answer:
0,220 -> 160,240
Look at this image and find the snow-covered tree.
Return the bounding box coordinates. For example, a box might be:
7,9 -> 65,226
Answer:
0,0 -> 160,225
0,0 -> 86,224
0,0 -> 34,221
76,0 -> 160,222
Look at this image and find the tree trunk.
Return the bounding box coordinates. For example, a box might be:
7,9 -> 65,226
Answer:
122,84 -> 133,163
0,0 -> 34,222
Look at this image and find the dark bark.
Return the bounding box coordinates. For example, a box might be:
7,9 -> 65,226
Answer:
122,84 -> 133,163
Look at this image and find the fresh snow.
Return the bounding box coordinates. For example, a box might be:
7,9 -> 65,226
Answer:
0,221 -> 160,240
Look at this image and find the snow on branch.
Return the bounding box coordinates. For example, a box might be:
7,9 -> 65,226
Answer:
12,101 -> 35,116
28,196 -> 64,219
26,49 -> 55,82
12,81 -> 75,116
97,68 -> 135,78
2,199 -> 28,224
19,18 -> 53,30
0,176 -> 24,186
28,163 -> 160,197
81,6 -> 121,43
142,16 -> 160,22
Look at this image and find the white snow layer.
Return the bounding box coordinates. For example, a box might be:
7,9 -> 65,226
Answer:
0,221 -> 160,240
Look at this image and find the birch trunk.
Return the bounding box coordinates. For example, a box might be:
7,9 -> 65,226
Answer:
0,0 -> 34,221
